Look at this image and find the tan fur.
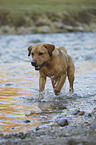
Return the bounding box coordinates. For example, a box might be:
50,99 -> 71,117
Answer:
28,43 -> 75,94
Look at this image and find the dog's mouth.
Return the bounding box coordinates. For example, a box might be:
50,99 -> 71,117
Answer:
31,61 -> 46,71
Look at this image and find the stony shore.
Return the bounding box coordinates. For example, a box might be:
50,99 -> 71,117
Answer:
0,9 -> 96,34
0,112 -> 96,145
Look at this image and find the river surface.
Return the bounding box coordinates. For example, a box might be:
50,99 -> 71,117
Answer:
0,32 -> 96,134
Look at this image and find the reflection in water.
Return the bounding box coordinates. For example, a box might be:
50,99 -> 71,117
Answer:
0,62 -> 41,133
0,32 -> 96,133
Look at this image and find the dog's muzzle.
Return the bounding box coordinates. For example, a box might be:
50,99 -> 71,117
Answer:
31,59 -> 37,66
31,60 -> 46,71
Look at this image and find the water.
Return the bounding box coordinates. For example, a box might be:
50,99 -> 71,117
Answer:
0,32 -> 96,134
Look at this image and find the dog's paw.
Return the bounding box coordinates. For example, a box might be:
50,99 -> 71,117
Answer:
69,88 -> 74,92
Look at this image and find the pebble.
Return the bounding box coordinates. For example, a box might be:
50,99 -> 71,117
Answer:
36,126 -> 40,131
94,107 -> 96,110
88,113 -> 92,117
10,127 -> 15,130
72,110 -> 80,115
23,120 -> 31,123
78,111 -> 84,115
58,119 -> 68,127
58,106 -> 67,110
18,132 -> 26,139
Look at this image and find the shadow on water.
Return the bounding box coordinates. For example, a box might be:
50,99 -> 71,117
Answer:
0,32 -> 96,134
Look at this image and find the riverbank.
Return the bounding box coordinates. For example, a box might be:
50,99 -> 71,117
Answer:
0,0 -> 96,34
0,9 -> 96,34
0,107 -> 96,145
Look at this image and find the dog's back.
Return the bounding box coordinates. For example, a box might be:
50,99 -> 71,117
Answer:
58,46 -> 67,54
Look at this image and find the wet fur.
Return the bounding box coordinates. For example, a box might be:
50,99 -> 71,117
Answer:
28,43 -> 75,94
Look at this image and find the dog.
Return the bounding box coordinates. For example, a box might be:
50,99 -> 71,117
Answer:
28,43 -> 75,94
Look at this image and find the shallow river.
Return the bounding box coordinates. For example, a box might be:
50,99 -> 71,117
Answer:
0,32 -> 96,134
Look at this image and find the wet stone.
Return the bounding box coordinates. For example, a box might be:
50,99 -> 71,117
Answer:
0,133 -> 3,137
36,126 -> 40,131
78,111 -> 85,115
18,132 -> 26,139
58,106 -> 67,110
25,111 -> 35,116
3,134 -> 12,139
5,83 -> 13,86
72,110 -> 80,115
94,107 -> 96,110
10,127 -> 15,130
23,120 -> 31,123
58,118 -> 68,127
88,113 -> 92,117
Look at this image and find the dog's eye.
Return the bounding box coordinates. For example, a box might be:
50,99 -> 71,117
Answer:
38,52 -> 43,56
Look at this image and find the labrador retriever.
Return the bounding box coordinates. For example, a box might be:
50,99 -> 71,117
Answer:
28,43 -> 75,94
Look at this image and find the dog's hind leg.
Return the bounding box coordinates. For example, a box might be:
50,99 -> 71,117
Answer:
67,55 -> 75,92
68,72 -> 74,92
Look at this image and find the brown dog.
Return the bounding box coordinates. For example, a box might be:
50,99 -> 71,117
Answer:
28,43 -> 75,94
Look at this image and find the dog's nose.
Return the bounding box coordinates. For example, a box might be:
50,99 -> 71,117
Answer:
31,59 -> 37,66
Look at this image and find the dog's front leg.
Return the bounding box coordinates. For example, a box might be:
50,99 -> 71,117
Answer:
54,74 -> 66,94
39,75 -> 46,93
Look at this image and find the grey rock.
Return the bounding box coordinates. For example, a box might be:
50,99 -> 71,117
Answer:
23,120 -> 31,123
0,25 -> 16,34
53,22 -> 83,32
63,25 -> 83,32
53,22 -> 65,29
37,25 -> 51,33
72,110 -> 80,115
17,26 -> 36,34
58,118 -> 68,127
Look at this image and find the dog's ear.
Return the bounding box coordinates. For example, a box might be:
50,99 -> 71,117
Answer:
28,46 -> 32,56
43,44 -> 55,57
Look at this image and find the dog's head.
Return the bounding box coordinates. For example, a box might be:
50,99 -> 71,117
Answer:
28,43 -> 55,70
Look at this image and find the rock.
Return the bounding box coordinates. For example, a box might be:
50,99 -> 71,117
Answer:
10,127 -> 15,130
88,113 -> 92,117
78,111 -> 85,115
63,25 -> 83,32
18,132 -> 26,139
17,26 -> 36,34
0,133 -> 3,137
36,126 -> 40,131
53,22 -> 84,32
72,110 -> 80,115
58,118 -> 68,127
53,22 -> 65,29
36,25 -> 51,33
94,107 -> 96,110
92,108 -> 96,115
0,25 -> 16,34
3,134 -> 12,139
53,22 -> 83,32
23,120 -> 31,123
58,106 -> 67,110
35,18 -> 51,26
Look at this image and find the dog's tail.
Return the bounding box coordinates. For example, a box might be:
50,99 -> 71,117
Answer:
58,46 -> 67,54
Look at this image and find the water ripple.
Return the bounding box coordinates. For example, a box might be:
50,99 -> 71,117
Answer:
0,32 -> 96,133
0,32 -> 96,63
